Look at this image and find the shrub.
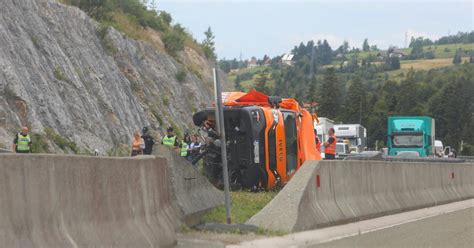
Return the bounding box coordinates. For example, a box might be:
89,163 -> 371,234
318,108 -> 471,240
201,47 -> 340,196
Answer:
175,68 -> 187,82
162,95 -> 170,106
162,25 -> 186,56
30,133 -> 49,153
53,66 -> 66,81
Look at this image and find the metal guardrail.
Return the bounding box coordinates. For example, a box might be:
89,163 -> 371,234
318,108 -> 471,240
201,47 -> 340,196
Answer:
458,156 -> 474,161
343,152 -> 468,163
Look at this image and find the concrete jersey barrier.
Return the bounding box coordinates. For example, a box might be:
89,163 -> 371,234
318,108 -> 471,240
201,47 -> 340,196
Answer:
153,145 -> 224,226
247,160 -> 474,232
0,154 -> 177,247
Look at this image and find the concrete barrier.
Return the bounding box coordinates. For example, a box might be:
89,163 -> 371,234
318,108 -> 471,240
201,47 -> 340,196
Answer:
153,145 -> 224,226
0,154 -> 177,247
247,160 -> 474,232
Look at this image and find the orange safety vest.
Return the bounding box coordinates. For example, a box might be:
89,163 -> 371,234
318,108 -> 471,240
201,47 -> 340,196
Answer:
315,137 -> 321,152
132,138 -> 143,151
325,135 -> 337,155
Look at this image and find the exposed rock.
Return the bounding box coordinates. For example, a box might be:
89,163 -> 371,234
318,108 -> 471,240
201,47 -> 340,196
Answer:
0,0 -> 218,153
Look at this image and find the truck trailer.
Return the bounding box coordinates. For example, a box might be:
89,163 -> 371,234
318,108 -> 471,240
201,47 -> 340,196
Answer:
333,124 -> 367,153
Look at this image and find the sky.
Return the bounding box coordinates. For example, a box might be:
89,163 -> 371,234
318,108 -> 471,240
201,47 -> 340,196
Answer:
156,0 -> 474,60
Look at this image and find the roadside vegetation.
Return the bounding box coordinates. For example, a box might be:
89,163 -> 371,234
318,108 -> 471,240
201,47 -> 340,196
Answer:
202,191 -> 277,224
60,0 -> 216,60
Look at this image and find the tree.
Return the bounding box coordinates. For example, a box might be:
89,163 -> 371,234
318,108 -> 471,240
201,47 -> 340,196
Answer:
395,69 -> 423,115
409,37 -> 424,59
452,50 -> 462,65
362,38 -> 370,52
384,56 -> 400,71
342,76 -> 368,124
202,27 -> 216,61
254,70 -> 271,95
317,68 -> 341,119
342,40 -> 349,54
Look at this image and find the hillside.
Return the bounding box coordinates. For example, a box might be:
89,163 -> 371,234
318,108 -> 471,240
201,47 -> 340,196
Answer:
0,0 -> 218,154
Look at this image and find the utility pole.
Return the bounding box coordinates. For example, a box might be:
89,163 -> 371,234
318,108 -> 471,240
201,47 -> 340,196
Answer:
405,31 -> 408,48
213,68 -> 232,224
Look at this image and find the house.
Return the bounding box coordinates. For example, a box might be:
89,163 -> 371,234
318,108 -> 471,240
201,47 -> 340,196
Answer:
263,57 -> 272,67
389,48 -> 407,58
281,53 -> 294,66
247,57 -> 258,68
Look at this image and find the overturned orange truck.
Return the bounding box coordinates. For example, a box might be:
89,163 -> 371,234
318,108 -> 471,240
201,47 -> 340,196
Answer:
192,89 -> 321,190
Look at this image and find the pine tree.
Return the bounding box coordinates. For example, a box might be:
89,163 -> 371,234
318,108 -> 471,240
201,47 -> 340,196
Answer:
452,51 -> 462,65
317,68 -> 341,119
362,38 -> 370,52
202,27 -> 216,61
254,70 -> 271,95
342,76 -> 368,124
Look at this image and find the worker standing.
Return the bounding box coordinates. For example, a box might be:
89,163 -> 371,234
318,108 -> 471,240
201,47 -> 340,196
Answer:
162,127 -> 179,149
314,129 -> 321,153
141,127 -> 155,155
12,126 -> 32,153
131,130 -> 145,157
324,128 -> 337,160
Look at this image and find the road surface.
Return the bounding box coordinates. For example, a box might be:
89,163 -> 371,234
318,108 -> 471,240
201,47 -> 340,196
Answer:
313,207 -> 474,248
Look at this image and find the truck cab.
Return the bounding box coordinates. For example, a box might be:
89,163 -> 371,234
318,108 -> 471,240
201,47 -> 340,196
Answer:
387,116 -> 435,157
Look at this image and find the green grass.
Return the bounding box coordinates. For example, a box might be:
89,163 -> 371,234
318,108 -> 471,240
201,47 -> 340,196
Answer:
202,191 -> 277,224
343,43 -> 473,60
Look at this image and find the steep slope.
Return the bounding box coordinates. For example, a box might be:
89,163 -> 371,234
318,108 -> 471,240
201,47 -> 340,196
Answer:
0,0 -> 215,153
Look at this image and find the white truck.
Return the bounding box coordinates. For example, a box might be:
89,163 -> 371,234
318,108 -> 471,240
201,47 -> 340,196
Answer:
334,124 -> 367,153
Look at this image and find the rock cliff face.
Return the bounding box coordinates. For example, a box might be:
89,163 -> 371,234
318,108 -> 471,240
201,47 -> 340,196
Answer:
0,0 -> 217,153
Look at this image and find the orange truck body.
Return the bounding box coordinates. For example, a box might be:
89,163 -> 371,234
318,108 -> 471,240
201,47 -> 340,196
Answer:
194,89 -> 321,190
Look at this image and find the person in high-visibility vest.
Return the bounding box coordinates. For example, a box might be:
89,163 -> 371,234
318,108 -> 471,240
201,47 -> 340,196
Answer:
161,127 -> 179,148
314,129 -> 321,153
324,128 -> 337,160
12,126 -> 32,153
180,142 -> 189,157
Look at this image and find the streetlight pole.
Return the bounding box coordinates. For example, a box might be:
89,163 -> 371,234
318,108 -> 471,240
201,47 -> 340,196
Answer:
213,68 -> 232,224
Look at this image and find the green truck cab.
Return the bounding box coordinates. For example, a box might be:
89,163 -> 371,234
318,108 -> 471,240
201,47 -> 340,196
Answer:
387,116 -> 435,157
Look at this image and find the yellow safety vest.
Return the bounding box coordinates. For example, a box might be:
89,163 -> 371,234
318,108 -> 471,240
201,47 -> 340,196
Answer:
162,135 -> 176,147
17,133 -> 31,151
180,143 -> 189,157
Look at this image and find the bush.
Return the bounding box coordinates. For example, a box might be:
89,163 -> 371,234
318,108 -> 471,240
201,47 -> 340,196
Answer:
162,25 -> 186,56
162,95 -> 170,106
45,128 -> 79,153
175,68 -> 187,82
30,133 -> 49,153
53,66 -> 66,81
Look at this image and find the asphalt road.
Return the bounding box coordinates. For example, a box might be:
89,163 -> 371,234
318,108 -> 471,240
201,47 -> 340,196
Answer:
313,207 -> 474,248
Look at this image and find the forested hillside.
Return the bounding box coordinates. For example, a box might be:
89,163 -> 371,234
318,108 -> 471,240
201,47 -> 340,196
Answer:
221,32 -> 474,155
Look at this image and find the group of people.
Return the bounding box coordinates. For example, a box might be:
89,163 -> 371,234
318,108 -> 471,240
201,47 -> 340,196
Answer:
314,127 -> 337,160
130,126 -> 203,161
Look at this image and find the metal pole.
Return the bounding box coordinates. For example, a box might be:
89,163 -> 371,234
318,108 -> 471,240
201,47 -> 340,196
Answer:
213,68 -> 232,224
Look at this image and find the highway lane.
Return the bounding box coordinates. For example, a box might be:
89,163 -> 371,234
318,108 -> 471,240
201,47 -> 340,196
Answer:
313,207 -> 474,248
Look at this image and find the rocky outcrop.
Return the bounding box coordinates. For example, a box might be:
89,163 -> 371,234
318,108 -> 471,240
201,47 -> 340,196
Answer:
0,0 -> 216,153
